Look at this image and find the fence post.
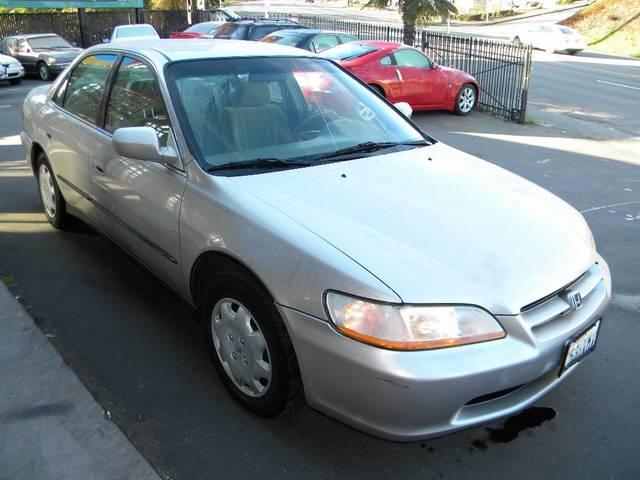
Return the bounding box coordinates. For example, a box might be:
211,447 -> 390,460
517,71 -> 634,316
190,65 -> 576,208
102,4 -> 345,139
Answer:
77,8 -> 87,48
385,25 -> 390,41
519,44 -> 532,123
421,30 -> 426,51
135,7 -> 141,24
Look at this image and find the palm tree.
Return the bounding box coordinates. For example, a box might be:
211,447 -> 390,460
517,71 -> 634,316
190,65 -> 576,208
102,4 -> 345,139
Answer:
365,0 -> 457,46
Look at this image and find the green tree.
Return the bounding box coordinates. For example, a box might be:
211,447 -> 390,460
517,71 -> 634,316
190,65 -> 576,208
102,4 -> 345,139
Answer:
365,0 -> 457,45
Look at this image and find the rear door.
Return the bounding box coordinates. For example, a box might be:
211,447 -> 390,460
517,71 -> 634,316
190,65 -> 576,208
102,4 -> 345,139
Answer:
95,55 -> 187,288
48,53 -> 118,226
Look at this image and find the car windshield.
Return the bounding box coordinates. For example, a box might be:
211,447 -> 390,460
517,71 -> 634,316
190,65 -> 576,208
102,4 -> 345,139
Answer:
261,32 -> 308,46
166,57 -> 428,173
116,26 -> 157,38
322,43 -> 377,61
214,23 -> 250,39
558,27 -> 576,35
185,22 -> 218,34
28,35 -> 72,49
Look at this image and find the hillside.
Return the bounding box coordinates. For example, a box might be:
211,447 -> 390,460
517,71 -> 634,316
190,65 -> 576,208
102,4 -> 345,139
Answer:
563,0 -> 640,57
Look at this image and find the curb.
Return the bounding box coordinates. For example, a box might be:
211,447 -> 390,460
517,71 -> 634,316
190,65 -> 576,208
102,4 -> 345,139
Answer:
0,280 -> 162,480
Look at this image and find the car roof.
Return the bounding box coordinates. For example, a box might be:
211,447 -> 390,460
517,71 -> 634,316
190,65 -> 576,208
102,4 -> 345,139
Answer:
16,33 -> 61,39
232,19 -> 300,25
87,38 -> 316,62
114,23 -> 155,29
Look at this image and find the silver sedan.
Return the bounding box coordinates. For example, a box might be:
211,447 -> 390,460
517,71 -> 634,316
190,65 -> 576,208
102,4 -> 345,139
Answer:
21,40 -> 611,440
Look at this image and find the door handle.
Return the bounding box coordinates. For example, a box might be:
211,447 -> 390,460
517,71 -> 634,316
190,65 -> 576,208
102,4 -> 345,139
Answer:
94,164 -> 104,175
46,132 -> 52,139
395,69 -> 404,82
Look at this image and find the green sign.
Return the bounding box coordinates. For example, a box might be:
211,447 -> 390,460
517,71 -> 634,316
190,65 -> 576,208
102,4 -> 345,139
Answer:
0,0 -> 143,7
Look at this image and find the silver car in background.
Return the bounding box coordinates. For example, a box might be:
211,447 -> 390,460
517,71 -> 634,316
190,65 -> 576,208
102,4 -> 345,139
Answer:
21,40 -> 611,441
512,24 -> 586,54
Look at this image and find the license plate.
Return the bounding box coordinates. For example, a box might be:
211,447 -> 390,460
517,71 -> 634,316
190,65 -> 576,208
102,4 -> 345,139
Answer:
559,319 -> 601,376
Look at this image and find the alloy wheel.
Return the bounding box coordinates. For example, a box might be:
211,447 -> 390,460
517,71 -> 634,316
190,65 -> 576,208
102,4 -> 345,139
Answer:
458,87 -> 476,114
210,298 -> 272,398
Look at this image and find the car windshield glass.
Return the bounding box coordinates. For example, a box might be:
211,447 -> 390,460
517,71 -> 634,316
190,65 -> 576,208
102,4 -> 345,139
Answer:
558,27 -> 575,35
322,43 -> 377,61
28,35 -> 71,49
116,26 -> 157,38
185,22 -> 218,34
262,32 -> 307,46
214,23 -> 249,39
166,57 -> 428,173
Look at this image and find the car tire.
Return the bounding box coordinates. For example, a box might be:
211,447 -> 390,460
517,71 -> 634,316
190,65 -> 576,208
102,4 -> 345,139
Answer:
200,262 -> 304,418
9,78 -> 22,85
454,83 -> 477,115
36,152 -> 71,229
368,84 -> 385,98
37,62 -> 51,81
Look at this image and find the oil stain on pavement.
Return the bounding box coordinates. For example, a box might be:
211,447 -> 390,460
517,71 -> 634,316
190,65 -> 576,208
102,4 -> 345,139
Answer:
471,407 -> 557,450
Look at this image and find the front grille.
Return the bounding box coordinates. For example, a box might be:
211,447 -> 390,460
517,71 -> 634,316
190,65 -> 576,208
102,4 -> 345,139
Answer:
521,263 -> 604,333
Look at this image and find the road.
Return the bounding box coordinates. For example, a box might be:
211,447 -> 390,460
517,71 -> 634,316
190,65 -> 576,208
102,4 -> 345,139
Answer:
1,78 -> 639,479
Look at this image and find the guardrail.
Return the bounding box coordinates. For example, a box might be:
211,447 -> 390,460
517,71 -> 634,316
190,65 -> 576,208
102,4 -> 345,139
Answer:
0,10 -> 532,122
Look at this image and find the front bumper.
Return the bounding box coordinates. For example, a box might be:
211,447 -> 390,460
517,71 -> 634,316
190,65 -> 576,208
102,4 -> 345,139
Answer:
0,65 -> 24,80
279,257 -> 611,441
49,62 -> 71,73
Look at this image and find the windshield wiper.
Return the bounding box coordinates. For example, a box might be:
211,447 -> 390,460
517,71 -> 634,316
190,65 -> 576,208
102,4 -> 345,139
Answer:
315,140 -> 429,162
207,158 -> 310,172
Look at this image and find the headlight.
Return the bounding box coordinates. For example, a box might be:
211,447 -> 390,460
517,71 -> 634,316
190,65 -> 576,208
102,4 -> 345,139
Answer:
11,62 -> 21,68
325,292 -> 505,351
48,57 -> 57,64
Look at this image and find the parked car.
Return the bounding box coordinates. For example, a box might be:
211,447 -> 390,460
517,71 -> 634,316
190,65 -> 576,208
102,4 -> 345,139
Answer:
170,21 -> 222,39
512,24 -> 586,54
21,39 -> 611,441
323,40 -> 479,115
205,7 -> 241,22
0,34 -> 81,81
261,29 -> 358,53
110,24 -> 160,43
212,19 -> 305,41
0,53 -> 24,85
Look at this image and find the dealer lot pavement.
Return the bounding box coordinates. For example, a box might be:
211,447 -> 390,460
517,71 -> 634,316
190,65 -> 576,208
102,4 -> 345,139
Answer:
1,79 -> 639,479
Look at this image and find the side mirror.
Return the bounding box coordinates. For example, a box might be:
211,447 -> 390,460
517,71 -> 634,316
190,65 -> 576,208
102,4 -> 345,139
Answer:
112,127 -> 179,168
432,63 -> 439,69
71,41 -> 77,47
394,102 -> 413,119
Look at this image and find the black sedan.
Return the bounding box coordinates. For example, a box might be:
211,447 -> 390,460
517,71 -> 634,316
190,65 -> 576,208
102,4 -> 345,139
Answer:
260,29 -> 358,53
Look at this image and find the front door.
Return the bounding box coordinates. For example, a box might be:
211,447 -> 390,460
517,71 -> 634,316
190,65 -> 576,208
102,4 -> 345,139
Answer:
392,49 -> 446,108
92,55 -> 187,288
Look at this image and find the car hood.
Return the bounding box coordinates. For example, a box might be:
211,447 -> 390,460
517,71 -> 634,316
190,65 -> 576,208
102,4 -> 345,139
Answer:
229,143 -> 595,314
37,48 -> 82,61
0,53 -> 19,63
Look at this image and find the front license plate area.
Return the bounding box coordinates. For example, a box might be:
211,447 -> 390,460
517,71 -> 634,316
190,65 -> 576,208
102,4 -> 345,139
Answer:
559,319 -> 601,376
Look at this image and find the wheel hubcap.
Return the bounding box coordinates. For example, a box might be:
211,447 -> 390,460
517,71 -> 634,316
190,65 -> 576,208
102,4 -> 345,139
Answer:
38,164 -> 56,218
211,298 -> 272,397
458,87 -> 475,113
40,66 -> 47,79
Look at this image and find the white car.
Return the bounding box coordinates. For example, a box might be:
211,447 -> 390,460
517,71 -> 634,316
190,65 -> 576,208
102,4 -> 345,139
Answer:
512,24 -> 586,54
109,24 -> 160,43
0,53 -> 24,85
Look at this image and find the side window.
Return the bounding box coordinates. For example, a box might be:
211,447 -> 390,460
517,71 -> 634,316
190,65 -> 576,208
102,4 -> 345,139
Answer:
249,26 -> 279,41
393,49 -> 432,68
380,54 -> 394,66
16,39 -> 29,53
62,53 -> 117,124
311,35 -> 339,53
105,56 -> 171,147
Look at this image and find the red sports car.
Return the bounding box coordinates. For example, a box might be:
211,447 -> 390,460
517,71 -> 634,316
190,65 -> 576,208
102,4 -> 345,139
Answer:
323,41 -> 479,115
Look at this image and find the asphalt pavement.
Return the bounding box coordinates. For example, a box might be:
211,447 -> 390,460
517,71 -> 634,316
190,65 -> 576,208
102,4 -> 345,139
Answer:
1,78 -> 638,479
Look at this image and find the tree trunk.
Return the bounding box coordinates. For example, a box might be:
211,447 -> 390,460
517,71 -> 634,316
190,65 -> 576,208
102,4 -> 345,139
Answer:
401,2 -> 416,46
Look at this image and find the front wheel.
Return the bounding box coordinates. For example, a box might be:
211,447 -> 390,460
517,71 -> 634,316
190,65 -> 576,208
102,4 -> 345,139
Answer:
454,84 -> 477,115
37,62 -> 51,81
201,264 -> 304,417
37,153 -> 71,229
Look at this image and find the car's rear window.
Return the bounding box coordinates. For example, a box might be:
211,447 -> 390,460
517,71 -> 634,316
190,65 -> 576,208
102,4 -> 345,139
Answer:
262,31 -> 307,46
214,23 -> 250,39
322,43 -> 378,61
185,22 -> 218,34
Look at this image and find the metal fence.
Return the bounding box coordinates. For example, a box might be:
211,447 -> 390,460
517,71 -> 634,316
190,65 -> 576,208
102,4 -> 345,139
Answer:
0,10 -> 532,122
